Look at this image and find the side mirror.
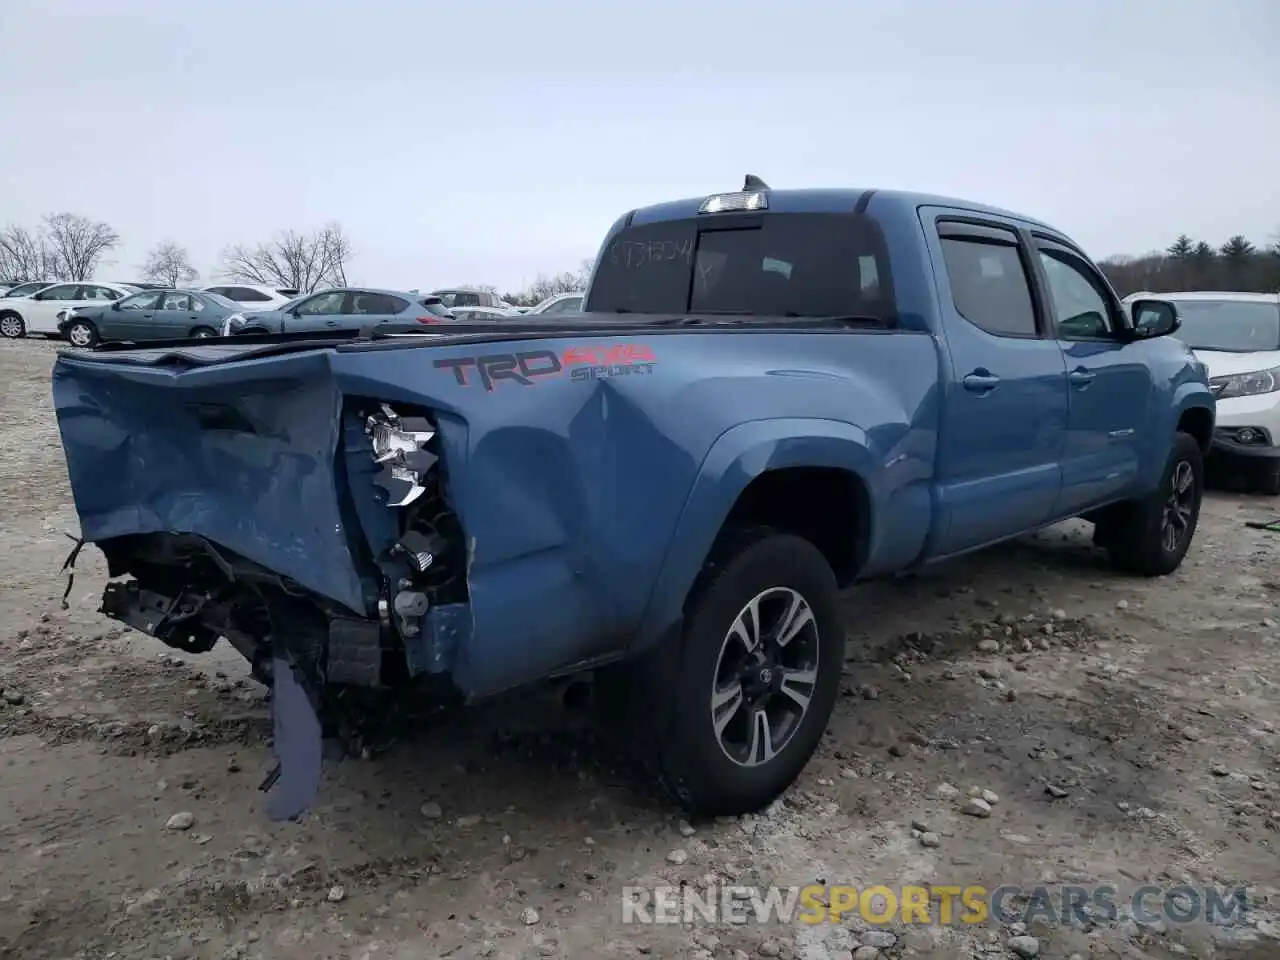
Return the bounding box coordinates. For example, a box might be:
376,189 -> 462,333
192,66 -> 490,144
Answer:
1129,299 -> 1180,339
111,301 -> 121,311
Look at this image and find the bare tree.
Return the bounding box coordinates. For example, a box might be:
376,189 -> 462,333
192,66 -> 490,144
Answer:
0,225 -> 57,281
42,213 -> 120,280
141,241 -> 199,287
519,259 -> 594,305
499,259 -> 595,306
219,222 -> 353,294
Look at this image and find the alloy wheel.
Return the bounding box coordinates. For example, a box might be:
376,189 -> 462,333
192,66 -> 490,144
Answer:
68,323 -> 93,347
0,316 -> 22,338
710,587 -> 821,767
1162,460 -> 1195,553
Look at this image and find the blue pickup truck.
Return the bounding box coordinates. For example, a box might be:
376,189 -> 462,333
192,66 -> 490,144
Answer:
51,178 -> 1214,820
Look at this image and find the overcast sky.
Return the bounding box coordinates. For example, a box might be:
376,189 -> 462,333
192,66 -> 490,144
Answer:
1,0 -> 1275,292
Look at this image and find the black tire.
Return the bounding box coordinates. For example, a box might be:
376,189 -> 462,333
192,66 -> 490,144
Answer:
65,319 -> 98,348
1104,431 -> 1203,576
603,527 -> 844,816
189,326 -> 217,339
0,312 -> 24,339
1256,461 -> 1280,496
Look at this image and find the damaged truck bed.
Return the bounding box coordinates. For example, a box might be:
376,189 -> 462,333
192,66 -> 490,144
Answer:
52,180 -> 1214,821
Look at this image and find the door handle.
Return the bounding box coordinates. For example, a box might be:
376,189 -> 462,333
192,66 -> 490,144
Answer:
1069,367 -> 1096,388
962,371 -> 1001,393
325,319 -> 339,327
141,313 -> 153,319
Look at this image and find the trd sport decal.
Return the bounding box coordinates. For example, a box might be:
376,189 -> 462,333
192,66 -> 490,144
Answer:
435,344 -> 656,391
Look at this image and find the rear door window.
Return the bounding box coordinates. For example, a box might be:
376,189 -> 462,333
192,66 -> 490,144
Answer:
584,212 -> 895,321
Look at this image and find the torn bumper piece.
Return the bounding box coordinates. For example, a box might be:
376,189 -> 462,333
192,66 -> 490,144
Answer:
92,553 -> 471,821
96,578 -> 332,821
263,656 -> 323,822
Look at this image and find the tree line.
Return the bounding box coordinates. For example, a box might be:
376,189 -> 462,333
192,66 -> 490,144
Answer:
0,212 -> 586,304
1098,233 -> 1280,297
0,215 -> 355,295
465,260 -> 595,306
4,211 -> 1276,304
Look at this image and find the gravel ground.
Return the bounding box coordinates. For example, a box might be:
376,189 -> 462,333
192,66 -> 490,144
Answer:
1,337 -> 1278,960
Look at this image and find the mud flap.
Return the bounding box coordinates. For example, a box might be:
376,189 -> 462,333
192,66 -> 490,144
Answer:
262,655 -> 324,822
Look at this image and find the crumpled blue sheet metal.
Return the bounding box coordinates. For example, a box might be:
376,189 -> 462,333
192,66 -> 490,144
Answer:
52,349 -> 372,616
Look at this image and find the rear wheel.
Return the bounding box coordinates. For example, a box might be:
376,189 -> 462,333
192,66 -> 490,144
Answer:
66,320 -> 98,347
0,313 -> 24,339
601,527 -> 844,815
189,326 -> 217,339
1103,431 -> 1203,576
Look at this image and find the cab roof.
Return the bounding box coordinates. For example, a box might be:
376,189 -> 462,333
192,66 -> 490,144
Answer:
626,187 -> 1058,234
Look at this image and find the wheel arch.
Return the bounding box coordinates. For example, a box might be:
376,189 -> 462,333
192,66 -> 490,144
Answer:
1176,402 -> 1213,455
633,418 -> 879,654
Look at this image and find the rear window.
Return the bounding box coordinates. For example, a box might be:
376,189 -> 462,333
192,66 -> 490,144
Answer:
226,286 -> 272,302
584,212 -> 895,320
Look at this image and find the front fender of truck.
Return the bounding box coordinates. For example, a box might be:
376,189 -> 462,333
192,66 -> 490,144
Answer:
634,417 -> 934,652
1137,352 -> 1215,493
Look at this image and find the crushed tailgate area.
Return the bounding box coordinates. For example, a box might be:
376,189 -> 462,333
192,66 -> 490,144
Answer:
1,339 -> 1278,960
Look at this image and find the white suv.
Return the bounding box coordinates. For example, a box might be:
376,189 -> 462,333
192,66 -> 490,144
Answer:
1128,291 -> 1280,493
202,284 -> 300,311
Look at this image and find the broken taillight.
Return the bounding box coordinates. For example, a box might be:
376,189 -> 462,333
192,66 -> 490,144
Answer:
364,404 -> 437,508
415,316 -> 442,325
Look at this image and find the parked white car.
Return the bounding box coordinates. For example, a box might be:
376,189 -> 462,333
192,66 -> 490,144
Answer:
430,288 -> 513,311
0,280 -> 58,302
525,291 -> 585,315
1127,290 -> 1280,493
0,281 -> 135,338
201,283 -> 300,311
448,306 -> 520,322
